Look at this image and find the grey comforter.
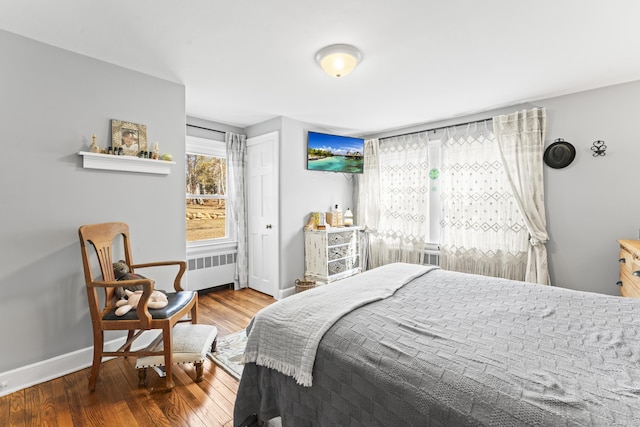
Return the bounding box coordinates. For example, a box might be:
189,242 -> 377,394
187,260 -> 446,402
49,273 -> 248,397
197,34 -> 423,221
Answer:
234,268 -> 640,426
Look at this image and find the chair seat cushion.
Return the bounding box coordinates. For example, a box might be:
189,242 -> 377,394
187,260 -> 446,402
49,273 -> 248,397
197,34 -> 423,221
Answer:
135,323 -> 218,368
103,291 -> 196,321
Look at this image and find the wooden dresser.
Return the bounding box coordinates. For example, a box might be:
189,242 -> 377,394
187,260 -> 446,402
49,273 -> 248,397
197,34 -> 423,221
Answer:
617,240 -> 640,298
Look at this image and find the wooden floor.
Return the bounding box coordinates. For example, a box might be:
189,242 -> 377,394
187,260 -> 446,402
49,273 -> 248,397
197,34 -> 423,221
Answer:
0,288 -> 275,427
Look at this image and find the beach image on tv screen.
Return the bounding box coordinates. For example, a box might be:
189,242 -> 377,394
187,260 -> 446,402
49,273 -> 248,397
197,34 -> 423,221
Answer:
307,131 -> 364,173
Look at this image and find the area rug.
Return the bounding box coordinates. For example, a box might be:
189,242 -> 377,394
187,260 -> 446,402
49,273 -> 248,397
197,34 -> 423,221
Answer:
208,329 -> 247,380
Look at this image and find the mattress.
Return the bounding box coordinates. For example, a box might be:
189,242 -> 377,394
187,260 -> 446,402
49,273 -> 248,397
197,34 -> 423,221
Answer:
234,267 -> 640,426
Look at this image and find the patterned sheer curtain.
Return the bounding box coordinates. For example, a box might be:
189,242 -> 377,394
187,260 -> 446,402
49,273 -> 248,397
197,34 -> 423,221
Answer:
440,123 -> 529,281
366,133 -> 430,269
226,132 -> 248,289
493,108 -> 549,285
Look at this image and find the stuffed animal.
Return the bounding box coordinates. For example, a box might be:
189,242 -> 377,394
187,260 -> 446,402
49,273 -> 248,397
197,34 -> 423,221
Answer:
115,289 -> 169,316
113,260 -> 146,299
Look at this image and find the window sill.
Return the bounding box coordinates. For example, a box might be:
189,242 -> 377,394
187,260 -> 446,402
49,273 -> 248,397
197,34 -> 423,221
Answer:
187,239 -> 237,256
78,151 -> 176,175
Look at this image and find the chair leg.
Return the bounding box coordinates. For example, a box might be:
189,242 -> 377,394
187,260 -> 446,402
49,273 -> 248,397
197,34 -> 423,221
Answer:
211,337 -> 217,353
138,368 -> 147,387
191,295 -> 199,324
194,362 -> 204,382
124,330 -> 135,355
88,331 -> 104,391
163,326 -> 174,390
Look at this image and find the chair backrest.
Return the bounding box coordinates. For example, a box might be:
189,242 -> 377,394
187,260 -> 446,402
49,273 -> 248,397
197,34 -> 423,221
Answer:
78,222 -> 134,309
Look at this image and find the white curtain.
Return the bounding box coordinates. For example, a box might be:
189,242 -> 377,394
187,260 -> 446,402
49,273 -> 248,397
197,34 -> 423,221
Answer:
365,134 -> 430,269
354,138 -> 380,270
493,108 -> 549,285
355,139 -> 381,232
440,123 -> 529,281
226,132 -> 248,289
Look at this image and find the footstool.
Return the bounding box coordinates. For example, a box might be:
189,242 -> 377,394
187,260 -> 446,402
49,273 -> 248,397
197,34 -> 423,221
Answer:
136,323 -> 218,386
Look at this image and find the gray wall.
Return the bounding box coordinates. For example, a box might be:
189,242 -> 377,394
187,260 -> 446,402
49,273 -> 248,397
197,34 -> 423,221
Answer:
371,81 -> 640,296
0,30 -> 186,373
540,82 -> 640,294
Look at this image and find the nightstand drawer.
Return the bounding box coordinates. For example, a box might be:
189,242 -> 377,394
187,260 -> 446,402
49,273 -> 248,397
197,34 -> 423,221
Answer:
619,269 -> 640,298
328,256 -> 359,276
328,231 -> 353,246
617,240 -> 640,299
619,248 -> 633,275
328,245 -> 355,261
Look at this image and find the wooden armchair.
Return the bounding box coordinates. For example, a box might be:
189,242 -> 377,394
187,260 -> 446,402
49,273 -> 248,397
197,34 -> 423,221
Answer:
78,222 -> 198,391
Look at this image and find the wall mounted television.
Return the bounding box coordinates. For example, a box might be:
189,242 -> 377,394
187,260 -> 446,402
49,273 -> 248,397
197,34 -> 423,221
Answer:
307,131 -> 364,174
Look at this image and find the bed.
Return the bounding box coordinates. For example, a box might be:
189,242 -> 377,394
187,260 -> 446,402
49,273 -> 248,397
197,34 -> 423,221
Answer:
234,263 -> 640,426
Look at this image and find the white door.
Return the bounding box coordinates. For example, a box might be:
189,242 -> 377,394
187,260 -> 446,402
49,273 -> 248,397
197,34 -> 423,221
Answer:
247,131 -> 279,297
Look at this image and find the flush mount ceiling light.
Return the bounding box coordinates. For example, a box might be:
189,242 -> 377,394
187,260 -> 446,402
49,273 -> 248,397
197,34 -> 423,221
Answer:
315,44 -> 362,78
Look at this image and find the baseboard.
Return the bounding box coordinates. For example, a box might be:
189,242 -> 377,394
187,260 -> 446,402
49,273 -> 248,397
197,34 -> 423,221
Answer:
278,286 -> 296,299
0,331 -> 159,397
198,283 -> 234,294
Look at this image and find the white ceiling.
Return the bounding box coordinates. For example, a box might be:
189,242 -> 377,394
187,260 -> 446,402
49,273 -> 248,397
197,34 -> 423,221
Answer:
2,0 -> 640,136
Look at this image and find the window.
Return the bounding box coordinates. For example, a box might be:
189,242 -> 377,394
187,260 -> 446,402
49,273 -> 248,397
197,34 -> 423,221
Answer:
185,136 -> 229,243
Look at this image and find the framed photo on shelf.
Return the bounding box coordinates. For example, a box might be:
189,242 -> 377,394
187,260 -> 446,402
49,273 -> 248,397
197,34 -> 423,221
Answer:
111,119 -> 147,155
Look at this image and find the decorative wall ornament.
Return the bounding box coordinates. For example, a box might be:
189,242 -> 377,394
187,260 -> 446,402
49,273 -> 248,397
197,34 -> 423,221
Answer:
591,140 -> 607,157
543,138 -> 576,169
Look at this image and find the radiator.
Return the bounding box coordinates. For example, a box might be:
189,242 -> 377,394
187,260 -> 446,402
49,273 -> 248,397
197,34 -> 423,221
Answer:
423,248 -> 440,266
188,252 -> 236,271
186,251 -> 237,291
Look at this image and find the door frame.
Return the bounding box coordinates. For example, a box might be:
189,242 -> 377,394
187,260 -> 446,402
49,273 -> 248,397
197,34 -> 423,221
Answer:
246,131 -> 280,298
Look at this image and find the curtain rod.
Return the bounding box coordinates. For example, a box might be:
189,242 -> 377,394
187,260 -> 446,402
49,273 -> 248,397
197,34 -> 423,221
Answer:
380,116 -> 493,140
186,124 -> 226,134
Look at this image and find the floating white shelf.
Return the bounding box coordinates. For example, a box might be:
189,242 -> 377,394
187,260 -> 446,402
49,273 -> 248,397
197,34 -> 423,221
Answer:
78,151 -> 175,175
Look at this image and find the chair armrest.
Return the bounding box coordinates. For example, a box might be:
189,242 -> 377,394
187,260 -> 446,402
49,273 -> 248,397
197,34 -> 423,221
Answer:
130,260 -> 187,292
88,278 -> 155,289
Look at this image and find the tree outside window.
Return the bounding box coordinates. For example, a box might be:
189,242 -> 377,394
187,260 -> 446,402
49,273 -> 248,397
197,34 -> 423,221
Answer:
186,153 -> 227,242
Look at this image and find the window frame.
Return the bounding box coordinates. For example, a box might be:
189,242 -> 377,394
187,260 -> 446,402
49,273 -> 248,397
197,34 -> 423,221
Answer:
185,135 -> 235,250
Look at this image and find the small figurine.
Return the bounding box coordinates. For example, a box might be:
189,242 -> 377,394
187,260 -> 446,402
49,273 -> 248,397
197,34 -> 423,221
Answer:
152,142 -> 159,160
90,134 -> 100,153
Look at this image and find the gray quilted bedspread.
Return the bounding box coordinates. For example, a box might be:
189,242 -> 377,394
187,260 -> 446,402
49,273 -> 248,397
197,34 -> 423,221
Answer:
234,269 -> 640,426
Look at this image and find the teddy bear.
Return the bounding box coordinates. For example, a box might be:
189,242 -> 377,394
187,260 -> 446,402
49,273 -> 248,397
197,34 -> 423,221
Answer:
112,260 -> 147,299
115,289 -> 169,316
